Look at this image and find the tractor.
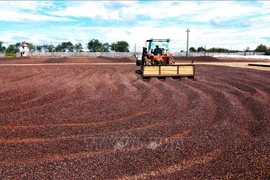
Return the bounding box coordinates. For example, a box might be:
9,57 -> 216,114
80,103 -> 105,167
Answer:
136,38 -> 195,80
140,39 -> 175,66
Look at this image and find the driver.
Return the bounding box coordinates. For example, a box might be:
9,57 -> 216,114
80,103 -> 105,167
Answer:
153,45 -> 162,55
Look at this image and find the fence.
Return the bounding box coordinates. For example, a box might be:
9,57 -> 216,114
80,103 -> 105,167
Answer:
0,51 -> 266,58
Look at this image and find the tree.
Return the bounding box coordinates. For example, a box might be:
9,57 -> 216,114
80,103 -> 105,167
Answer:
15,42 -> 23,48
5,44 -> 18,54
101,42 -> 110,52
54,41 -> 74,52
47,44 -> 55,52
63,41 -> 74,52
43,45 -> 48,52
74,43 -> 83,52
255,44 -> 267,52
197,46 -> 206,52
189,47 -> 197,52
55,44 -> 62,52
207,47 -> 229,52
87,39 -> 103,52
111,41 -> 129,52
265,46 -> 270,55
111,42 -> 116,52
0,41 -> 6,52
36,45 -> 43,52
27,43 -> 35,51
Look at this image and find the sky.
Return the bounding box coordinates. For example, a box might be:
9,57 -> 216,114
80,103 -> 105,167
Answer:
0,0 -> 269,52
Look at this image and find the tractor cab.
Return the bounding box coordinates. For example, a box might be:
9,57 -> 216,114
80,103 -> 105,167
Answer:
144,39 -> 173,65
136,38 -> 173,66
147,39 -> 170,56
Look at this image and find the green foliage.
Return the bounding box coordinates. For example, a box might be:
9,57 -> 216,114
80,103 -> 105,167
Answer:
207,47 -> 230,52
15,42 -> 22,47
111,41 -> 129,52
36,45 -> 43,52
43,45 -> 48,52
87,39 -> 110,52
197,46 -> 206,52
27,43 -> 35,51
265,47 -> 270,55
6,44 -> 18,54
3,40 -> 270,55
87,39 -> 103,52
245,47 -> 250,52
101,42 -> 110,52
189,47 -> 197,52
62,41 -> 74,52
255,44 -> 267,52
0,41 -> 6,52
55,44 -> 62,52
5,53 -> 17,57
74,43 -> 83,52
55,41 -> 73,52
111,42 -> 116,51
46,44 -> 55,52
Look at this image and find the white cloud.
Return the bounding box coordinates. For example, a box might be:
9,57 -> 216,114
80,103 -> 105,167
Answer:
0,1 -> 269,51
189,1 -> 260,23
0,31 -> 29,44
0,9 -> 74,22
0,1 -> 73,22
0,1 -> 55,12
48,1 -> 123,21
9,1 -> 40,11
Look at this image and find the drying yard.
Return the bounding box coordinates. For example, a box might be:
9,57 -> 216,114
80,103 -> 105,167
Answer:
0,56 -> 269,179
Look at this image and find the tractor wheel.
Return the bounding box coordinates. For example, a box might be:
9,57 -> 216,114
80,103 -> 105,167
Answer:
169,57 -> 175,65
154,59 -> 163,65
145,58 -> 152,65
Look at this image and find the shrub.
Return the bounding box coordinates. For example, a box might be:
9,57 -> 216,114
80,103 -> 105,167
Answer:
5,53 -> 17,57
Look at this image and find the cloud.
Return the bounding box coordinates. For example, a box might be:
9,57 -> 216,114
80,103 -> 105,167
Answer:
260,37 -> 270,42
190,1 -> 261,23
0,9 -> 74,22
48,1 -> 123,21
0,31 -> 29,45
210,16 -> 229,26
0,1 -> 73,22
238,21 -> 251,27
0,1 -> 269,51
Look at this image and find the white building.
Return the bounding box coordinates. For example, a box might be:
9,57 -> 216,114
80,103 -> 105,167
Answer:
19,44 -> 30,57
23,44 -> 29,56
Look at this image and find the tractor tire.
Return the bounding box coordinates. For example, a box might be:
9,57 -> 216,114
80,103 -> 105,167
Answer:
169,57 -> 175,65
154,59 -> 163,65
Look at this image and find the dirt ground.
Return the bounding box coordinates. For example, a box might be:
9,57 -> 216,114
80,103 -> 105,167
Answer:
0,56 -> 135,64
0,57 -> 269,179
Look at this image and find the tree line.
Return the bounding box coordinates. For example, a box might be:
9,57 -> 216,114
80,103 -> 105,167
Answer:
1,40 -> 270,55
185,44 -> 270,54
0,39 -> 130,55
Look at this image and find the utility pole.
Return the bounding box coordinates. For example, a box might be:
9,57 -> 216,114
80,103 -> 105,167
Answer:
134,43 -> 137,57
186,28 -> 190,57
